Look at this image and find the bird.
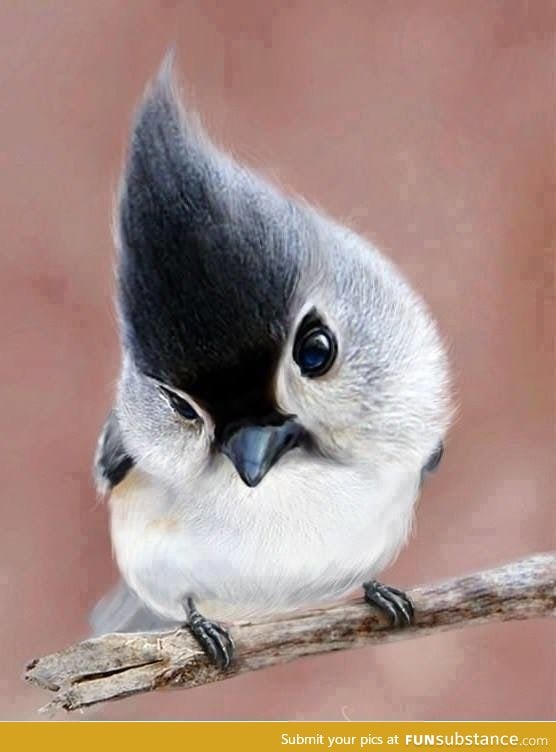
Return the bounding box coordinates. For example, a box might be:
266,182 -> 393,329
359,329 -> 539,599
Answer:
92,58 -> 452,670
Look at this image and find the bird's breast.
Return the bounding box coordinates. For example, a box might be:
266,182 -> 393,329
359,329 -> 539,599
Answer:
109,458 -> 420,621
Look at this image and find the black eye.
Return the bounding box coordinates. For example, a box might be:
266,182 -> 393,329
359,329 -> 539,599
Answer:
423,442 -> 444,474
159,387 -> 199,421
294,321 -> 337,377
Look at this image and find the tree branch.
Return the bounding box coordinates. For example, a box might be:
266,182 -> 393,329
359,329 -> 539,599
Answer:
25,553 -> 555,712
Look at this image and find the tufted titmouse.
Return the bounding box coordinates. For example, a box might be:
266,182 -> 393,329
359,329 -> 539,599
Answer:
92,59 -> 452,669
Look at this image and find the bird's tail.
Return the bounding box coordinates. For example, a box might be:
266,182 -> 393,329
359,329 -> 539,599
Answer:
90,580 -> 180,636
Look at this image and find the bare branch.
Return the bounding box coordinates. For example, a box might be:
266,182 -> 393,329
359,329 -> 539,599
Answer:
25,553 -> 555,713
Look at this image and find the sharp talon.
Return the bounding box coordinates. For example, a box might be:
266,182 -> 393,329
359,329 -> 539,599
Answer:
363,580 -> 414,628
185,602 -> 234,669
204,621 -> 234,669
386,586 -> 415,621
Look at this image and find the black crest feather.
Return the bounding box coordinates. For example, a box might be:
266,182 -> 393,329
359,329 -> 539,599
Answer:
117,59 -> 304,416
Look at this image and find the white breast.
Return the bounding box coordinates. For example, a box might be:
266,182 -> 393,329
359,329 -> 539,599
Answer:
110,453 -> 420,622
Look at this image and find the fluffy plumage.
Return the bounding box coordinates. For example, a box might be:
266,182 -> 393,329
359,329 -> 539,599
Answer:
94,59 -> 452,633
117,66 -> 302,409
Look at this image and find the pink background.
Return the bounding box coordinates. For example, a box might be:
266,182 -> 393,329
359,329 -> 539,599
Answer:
1,1 -> 554,720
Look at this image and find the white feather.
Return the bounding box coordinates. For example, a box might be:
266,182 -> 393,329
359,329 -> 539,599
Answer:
95,62 -> 453,632
109,454 -> 420,622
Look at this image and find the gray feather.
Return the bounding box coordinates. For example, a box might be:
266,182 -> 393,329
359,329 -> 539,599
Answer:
90,580 -> 181,636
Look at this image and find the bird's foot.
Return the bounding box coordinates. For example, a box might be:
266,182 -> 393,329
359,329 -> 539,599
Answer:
363,580 -> 414,628
184,598 -> 234,669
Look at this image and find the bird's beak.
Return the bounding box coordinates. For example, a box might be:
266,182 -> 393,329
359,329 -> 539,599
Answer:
219,418 -> 304,487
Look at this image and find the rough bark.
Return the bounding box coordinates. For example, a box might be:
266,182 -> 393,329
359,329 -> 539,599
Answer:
25,553 -> 556,713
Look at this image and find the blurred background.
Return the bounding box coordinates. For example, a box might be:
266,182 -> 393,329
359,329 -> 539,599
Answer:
1,1 -> 554,721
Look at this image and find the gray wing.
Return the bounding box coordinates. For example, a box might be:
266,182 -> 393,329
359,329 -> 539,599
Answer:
93,410 -> 134,494
91,413 -> 180,634
90,580 -> 181,636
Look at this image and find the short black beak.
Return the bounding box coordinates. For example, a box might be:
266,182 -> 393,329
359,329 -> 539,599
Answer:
220,418 -> 304,487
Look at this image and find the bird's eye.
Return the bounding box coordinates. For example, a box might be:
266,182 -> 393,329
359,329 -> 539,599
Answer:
159,387 -> 199,421
423,442 -> 444,474
293,317 -> 337,378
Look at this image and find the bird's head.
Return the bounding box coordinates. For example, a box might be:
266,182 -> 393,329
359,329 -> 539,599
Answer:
115,60 -> 452,492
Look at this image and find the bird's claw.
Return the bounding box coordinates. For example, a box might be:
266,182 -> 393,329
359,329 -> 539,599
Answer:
363,580 -> 414,627
187,606 -> 234,669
